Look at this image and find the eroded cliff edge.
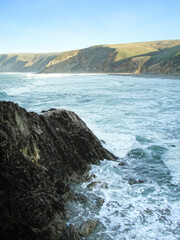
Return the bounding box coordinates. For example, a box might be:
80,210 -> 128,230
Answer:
0,101 -> 116,240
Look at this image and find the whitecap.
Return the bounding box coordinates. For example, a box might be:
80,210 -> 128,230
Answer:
5,87 -> 30,96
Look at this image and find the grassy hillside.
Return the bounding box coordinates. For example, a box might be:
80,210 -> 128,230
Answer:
0,51 -> 77,72
0,53 -> 56,72
41,40 -> 180,75
0,40 -> 179,75
107,40 -> 180,61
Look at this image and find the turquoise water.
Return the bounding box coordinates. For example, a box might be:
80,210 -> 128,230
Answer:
0,73 -> 180,239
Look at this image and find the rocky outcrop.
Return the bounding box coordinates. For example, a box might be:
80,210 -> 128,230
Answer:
0,101 -> 116,240
79,219 -> 98,237
60,219 -> 98,240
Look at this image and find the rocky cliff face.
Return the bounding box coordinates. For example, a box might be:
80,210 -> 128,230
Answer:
0,101 -> 116,240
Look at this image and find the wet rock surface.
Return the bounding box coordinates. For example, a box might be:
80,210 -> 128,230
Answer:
95,197 -> 104,208
79,219 -> 98,237
0,101 -> 116,240
128,178 -> 146,185
118,161 -> 126,166
87,181 -> 101,190
61,224 -> 81,240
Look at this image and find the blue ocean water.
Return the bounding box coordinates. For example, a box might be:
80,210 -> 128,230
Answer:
0,73 -> 180,239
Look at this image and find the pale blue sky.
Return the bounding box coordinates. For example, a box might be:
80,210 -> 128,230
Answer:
0,0 -> 180,53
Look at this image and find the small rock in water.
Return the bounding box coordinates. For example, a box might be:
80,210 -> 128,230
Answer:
79,219 -> 98,237
100,139 -> 106,144
91,173 -> 96,178
86,173 -> 97,182
128,178 -> 145,185
118,161 -> 126,166
100,182 -> 108,189
95,197 -> 104,208
145,208 -> 153,215
87,181 -> 101,189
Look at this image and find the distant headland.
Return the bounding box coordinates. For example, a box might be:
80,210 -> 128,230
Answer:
0,39 -> 179,76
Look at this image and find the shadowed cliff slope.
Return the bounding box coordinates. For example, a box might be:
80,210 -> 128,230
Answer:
41,40 -> 180,75
0,101 -> 116,240
0,40 -> 179,75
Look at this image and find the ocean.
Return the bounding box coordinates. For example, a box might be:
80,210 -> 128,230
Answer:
0,72 -> 180,240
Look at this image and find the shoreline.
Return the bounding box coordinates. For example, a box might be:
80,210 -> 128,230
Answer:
107,73 -> 180,79
0,71 -> 180,79
40,72 -> 180,79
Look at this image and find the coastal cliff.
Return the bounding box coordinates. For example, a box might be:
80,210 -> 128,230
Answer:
0,40 -> 179,76
41,40 -> 180,76
0,101 -> 116,240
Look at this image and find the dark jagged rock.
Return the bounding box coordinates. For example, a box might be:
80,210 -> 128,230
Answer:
0,101 -> 116,240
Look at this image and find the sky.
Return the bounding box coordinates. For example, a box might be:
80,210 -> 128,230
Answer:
0,0 -> 180,53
